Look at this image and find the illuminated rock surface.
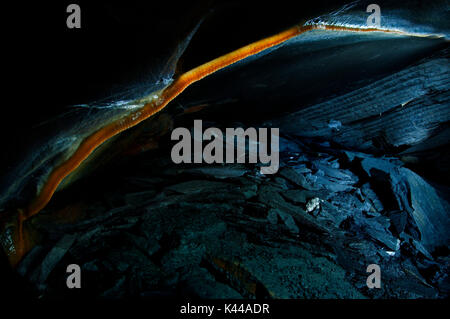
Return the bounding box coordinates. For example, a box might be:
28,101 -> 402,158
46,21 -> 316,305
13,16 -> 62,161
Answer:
1,0 -> 449,299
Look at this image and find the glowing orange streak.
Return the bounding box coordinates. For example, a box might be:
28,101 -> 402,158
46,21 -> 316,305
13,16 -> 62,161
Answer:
22,24 -> 307,221
20,23 -> 441,226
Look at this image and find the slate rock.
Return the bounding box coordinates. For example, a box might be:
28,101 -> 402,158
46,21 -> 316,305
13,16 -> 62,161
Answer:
178,165 -> 248,179
388,210 -> 407,235
270,209 -> 299,234
361,183 -> 384,212
400,167 -> 450,251
30,234 -> 77,286
282,189 -> 315,205
279,167 -> 320,191
165,180 -> 235,194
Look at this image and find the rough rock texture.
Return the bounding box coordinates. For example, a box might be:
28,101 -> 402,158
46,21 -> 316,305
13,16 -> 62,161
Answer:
269,47 -> 450,155
1,1 -> 449,300
12,133 -> 449,299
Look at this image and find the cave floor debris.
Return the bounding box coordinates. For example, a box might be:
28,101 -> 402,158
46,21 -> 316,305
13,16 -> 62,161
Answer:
14,133 -> 449,299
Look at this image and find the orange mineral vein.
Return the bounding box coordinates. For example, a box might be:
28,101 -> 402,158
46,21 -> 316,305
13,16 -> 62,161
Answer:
13,23 -> 444,259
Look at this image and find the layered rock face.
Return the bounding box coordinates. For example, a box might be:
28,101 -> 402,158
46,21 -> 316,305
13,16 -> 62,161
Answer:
1,0 -> 449,299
